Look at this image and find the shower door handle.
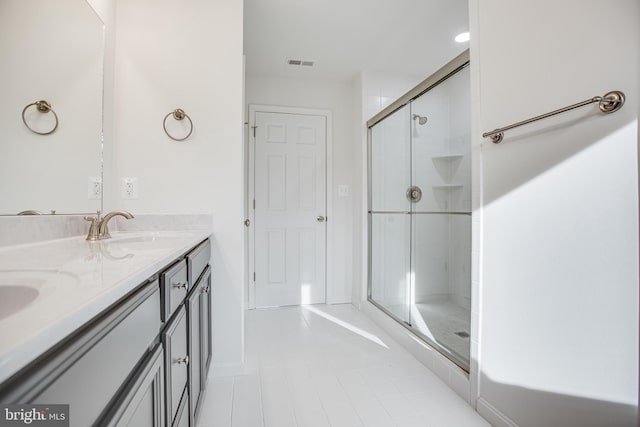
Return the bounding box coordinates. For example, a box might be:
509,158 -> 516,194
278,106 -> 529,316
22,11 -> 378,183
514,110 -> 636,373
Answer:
406,186 -> 422,203
316,215 -> 326,222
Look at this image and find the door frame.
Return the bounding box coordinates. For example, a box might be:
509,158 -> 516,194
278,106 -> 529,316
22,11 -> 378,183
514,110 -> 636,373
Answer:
246,104 -> 333,309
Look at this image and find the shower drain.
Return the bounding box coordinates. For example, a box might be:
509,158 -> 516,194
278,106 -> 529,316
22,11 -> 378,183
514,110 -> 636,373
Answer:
454,331 -> 470,338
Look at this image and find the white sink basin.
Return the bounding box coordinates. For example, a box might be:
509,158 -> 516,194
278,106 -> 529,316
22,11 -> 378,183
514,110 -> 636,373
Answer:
108,235 -> 173,244
0,285 -> 39,320
0,270 -> 80,320
106,232 -> 194,245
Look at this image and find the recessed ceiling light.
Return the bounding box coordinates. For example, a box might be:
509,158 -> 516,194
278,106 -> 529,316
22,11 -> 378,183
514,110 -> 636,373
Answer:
455,32 -> 470,43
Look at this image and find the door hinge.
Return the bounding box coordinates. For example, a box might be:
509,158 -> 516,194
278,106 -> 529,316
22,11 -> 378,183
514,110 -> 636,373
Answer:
253,272 -> 256,282
253,199 -> 255,209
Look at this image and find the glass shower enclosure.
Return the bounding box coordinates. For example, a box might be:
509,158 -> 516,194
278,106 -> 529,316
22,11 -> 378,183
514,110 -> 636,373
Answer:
368,51 -> 471,370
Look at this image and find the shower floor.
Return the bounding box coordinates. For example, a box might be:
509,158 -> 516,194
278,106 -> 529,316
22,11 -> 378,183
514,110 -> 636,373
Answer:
413,301 -> 470,366
377,299 -> 470,367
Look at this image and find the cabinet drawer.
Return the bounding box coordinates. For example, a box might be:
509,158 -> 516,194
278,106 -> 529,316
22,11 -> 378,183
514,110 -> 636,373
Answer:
0,280 -> 161,427
160,259 -> 188,322
187,239 -> 210,286
162,305 -> 188,426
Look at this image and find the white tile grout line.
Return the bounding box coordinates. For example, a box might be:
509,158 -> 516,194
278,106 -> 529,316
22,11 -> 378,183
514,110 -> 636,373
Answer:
230,376 -> 239,427
256,368 -> 266,427
290,308 -> 314,427
229,377 -> 235,427
282,371 -> 301,427
305,306 -> 375,427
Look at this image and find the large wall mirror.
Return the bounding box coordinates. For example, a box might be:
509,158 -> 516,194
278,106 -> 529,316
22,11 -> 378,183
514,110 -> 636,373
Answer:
0,0 -> 104,215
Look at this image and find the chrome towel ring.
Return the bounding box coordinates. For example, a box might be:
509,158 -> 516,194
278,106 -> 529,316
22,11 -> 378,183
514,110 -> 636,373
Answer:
163,108 -> 193,141
22,100 -> 58,135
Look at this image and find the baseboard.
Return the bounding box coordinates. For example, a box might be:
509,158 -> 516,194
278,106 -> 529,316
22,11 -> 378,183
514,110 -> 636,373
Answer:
476,398 -> 518,427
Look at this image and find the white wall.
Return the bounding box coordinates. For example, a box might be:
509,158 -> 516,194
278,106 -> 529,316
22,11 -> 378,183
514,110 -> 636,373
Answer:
360,71 -> 424,129
111,0 -> 245,372
0,0 -> 103,215
245,75 -> 355,303
472,1 -> 639,426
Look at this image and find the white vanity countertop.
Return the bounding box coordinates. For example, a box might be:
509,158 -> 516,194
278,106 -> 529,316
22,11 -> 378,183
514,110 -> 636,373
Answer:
0,230 -> 211,385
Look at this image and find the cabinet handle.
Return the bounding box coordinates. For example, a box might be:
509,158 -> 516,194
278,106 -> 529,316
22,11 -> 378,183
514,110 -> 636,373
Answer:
173,282 -> 187,290
175,356 -> 189,365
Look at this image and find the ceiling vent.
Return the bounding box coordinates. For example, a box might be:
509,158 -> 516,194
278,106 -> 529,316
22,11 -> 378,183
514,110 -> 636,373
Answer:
287,59 -> 315,67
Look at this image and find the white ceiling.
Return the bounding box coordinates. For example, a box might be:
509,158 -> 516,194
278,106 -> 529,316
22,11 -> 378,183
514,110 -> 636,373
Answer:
243,0 -> 469,83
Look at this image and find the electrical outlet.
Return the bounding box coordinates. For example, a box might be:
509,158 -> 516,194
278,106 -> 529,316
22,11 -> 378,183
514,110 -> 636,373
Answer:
88,177 -> 102,199
338,185 -> 349,197
121,177 -> 139,199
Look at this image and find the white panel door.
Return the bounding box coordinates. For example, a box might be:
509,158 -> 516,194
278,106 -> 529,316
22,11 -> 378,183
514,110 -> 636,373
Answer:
254,111 -> 326,307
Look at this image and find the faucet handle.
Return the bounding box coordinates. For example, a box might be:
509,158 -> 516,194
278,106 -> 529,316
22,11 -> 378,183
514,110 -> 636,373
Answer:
84,215 -> 99,241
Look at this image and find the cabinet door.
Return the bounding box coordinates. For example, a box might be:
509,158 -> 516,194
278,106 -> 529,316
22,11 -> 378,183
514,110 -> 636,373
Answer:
187,279 -> 202,424
200,266 -> 212,386
100,344 -> 165,427
189,265 -> 212,425
162,305 -> 188,426
174,388 -> 190,427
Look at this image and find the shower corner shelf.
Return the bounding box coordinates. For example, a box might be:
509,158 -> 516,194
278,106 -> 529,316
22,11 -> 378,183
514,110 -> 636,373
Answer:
432,154 -> 464,162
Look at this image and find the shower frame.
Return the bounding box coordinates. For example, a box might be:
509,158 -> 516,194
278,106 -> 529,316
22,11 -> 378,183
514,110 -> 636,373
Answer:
366,49 -> 470,371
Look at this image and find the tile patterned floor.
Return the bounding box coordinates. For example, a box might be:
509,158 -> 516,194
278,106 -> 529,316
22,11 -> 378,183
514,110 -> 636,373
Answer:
196,304 -> 490,427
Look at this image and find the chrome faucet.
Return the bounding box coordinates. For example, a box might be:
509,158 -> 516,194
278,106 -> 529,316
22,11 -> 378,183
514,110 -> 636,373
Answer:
98,210 -> 134,239
85,210 -> 134,241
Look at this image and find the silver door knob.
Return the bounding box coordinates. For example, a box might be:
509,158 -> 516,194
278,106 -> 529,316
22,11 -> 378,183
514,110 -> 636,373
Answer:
317,215 -> 326,222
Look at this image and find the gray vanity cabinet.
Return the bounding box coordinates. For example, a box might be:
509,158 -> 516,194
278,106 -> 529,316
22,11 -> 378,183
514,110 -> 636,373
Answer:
0,279 -> 161,427
0,237 -> 212,427
187,265 -> 212,424
100,343 -> 165,427
162,305 -> 189,427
